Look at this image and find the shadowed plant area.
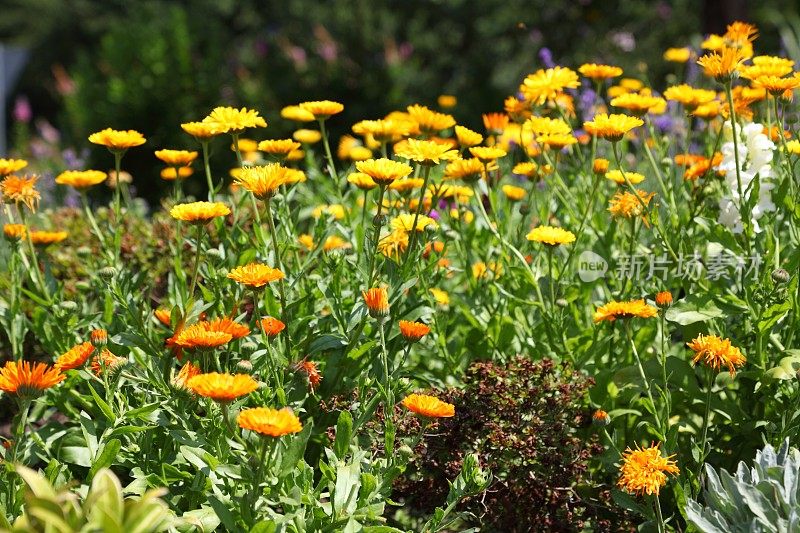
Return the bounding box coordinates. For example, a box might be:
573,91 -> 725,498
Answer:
3,3 -> 800,533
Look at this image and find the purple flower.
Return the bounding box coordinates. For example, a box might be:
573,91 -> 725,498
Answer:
538,47 -> 555,68
14,96 -> 31,123
429,209 -> 440,221
652,114 -> 674,133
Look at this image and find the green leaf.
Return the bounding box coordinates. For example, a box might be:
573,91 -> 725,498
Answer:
334,411 -> 354,460
88,384 -> 116,423
280,421 -> 312,477
89,439 -> 122,481
666,294 -> 724,325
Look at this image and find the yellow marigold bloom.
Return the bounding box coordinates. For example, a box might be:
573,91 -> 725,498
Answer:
293,129 -> 322,144
88,128 -> 146,151
258,139 -> 301,158
299,100 -> 344,119
160,167 -> 193,180
362,287 -> 390,318
502,184 -> 526,201
233,163 -> 293,200
389,177 -> 424,193
173,323 -> 233,350
512,162 -> 539,178
155,149 -> 198,167
655,291 -> 673,308
203,106 -> 266,134
355,158 -> 413,185
169,201 -> 230,224
593,158 -> 610,174
181,121 -> 220,140
663,84 -> 717,109
663,47 -> 692,63
1,175 -> 40,211
444,158 -> 485,182
394,139 -> 459,166
227,263 -> 284,288
337,135 -> 360,160
207,317 -> 250,340
4,223 -> 26,241
260,316 -> 286,337
172,361 -> 202,389
437,94 -> 457,108
402,393 -> 455,418
521,66 -> 580,105
741,56 -> 795,79
429,288 -> 450,306
620,78 -> 644,91
578,63 -> 623,80
281,105 -> 316,122
618,443 -> 679,496
91,349 -> 127,377
608,189 -> 655,221
322,235 -> 350,252
610,93 -> 667,116
786,140 -> 800,155
482,112 -> 509,134
469,146 -> 507,162
231,138 -> 258,153
0,158 -> 28,176
502,95 -> 530,122
583,113 -> 644,142
55,341 -> 95,371
348,172 -> 377,190
187,372 -> 258,402
692,101 -> 722,120
406,104 -> 456,133
349,146 -> 372,161
286,149 -> 305,162
593,299 -> 658,322
378,230 -> 409,260
537,133 -> 578,149
752,75 -> 800,96
525,116 -> 571,136
605,170 -> 645,185
687,334 -> 746,376
352,119 -> 412,143
526,225 -> 576,246
472,261 -> 503,280
298,234 -> 315,251
398,320 -> 431,342
30,231 -> 68,246
697,47 -> 747,82
0,361 -> 65,397
725,20 -> 758,45
238,407 -> 302,437
391,213 -> 438,232
454,125 -> 483,147
312,204 -> 346,220
55,170 -> 107,190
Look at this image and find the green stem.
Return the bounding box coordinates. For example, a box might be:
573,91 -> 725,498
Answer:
404,165 -> 433,262
188,224 -> 204,296
625,322 -> 662,433
654,494 -> 666,533
265,199 -> 292,365
318,119 -> 338,181
699,368 -> 714,460
202,141 -> 214,201
367,185 -> 387,285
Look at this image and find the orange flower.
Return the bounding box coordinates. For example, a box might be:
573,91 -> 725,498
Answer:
173,322 -> 233,350
294,359 -> 322,392
259,317 -> 286,337
579,63 -> 623,81
362,287 -> 390,319
187,372 -> 258,402
88,128 -> 146,151
91,328 -> 108,348
3,223 -> 26,241
687,334 -> 746,376
29,231 -> 68,246
592,409 -> 611,426
238,407 -> 303,436
402,393 -> 455,418
618,443 -> 679,496
655,291 -> 673,308
90,349 -> 127,376
482,112 -> 509,134
258,139 -> 302,158
0,361 -> 65,397
593,158 -> 610,174
56,341 -> 95,371
594,299 -> 658,322
169,201 -> 230,224
398,320 -> 430,342
172,361 -> 202,389
207,317 -> 250,339
227,263 -> 284,288
1,175 -> 40,212
154,308 -> 172,327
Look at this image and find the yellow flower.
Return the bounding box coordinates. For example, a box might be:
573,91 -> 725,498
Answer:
298,234 -> 315,251
203,106 -> 266,134
578,63 -> 623,80
663,47 -> 692,63
502,184 -> 526,201
347,172 -> 377,190
312,204 -> 346,220
697,47 -> 747,82
593,299 -> 658,322
537,133 -> 578,149
740,56 -> 795,80
389,178 -> 424,193
187,373 -> 259,402
469,146 -> 507,162
0,361 -> 65,397
227,263 -> 284,288
323,235 -> 350,251
391,213 -> 438,233
238,407 -> 303,437
752,75 -> 800,96
352,119 -> 412,143
281,105 -> 316,122
0,158 -> 28,176
663,84 -> 717,109
181,121 -> 220,140
293,129 -> 322,144
512,162 -> 539,179
437,94 -> 457,108
155,149 -> 198,167
593,159 -> 610,174
472,261 -> 503,280
258,139 -> 302,158
4,224 -> 26,241
454,125 -> 483,147
299,100 -> 344,119
88,128 -> 146,151
355,158 -> 413,185
444,158 -> 485,182
608,189 -> 655,221
233,164 -> 294,200
378,230 -> 409,259
55,342 -> 95,371
29,231 -> 68,246
785,140 -> 800,155
401,393 -> 454,418
1,175 -> 40,211
583,113 -> 644,142
610,93 -> 667,116
692,101 -> 722,120
160,167 -> 193,180
349,146 -> 372,161
169,201 -> 230,224
526,225 -> 576,246
687,334 -> 746,376
394,138 -> 460,166
55,170 -> 107,190
618,443 -> 679,496
362,287 -> 390,318
525,116 -> 571,136
605,170 -> 645,185
520,66 -> 580,105
406,104 -> 456,133
429,288 -> 450,306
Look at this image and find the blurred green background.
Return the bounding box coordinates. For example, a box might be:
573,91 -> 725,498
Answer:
1,0 -> 799,204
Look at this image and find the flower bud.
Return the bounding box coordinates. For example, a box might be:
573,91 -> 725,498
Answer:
236,360 -> 254,374
592,158 -> 609,174
772,268 -> 790,284
655,290 -> 673,308
59,300 -> 78,312
98,266 -> 117,281
556,298 -> 568,308
592,409 -> 611,427
91,328 -> 108,349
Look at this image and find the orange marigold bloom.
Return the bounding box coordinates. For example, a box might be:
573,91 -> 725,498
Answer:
363,287 -> 390,319
294,359 -> 322,392
593,158 -> 610,174
398,320 -> 430,342
3,223 -> 26,241
88,128 -> 146,151
752,75 -> 800,97
0,361 -> 65,397
154,308 -> 172,327
55,170 -> 107,190
203,106 -> 266,133
592,409 -> 611,426
90,329 -> 108,348
402,393 -> 455,418
299,100 -> 344,119
482,112 -> 509,134
238,407 -> 303,436
594,299 -> 658,322
29,231 -> 68,246
187,372 -> 258,402
90,349 -> 127,376
687,334 -> 746,376
0,158 -> 28,176
697,47 -> 747,82
618,443 -> 679,496
259,316 -> 286,337
227,263 -> 284,288
155,149 -> 198,167
608,189 -> 655,222
1,175 -> 40,211
655,291 -> 673,308
207,317 -> 250,339
173,323 -> 232,349
258,139 -> 301,158
169,201 -> 230,224
172,361 -> 202,389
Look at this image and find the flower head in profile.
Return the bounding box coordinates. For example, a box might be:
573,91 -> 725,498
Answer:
394,139 -> 459,166
469,146 -> 507,163
482,112 -> 509,134
238,407 -> 303,437
227,263 -> 284,288
655,291 -> 673,308
399,320 -> 431,343
155,149 -> 198,167
281,105 -> 316,122
258,139 -> 302,159
592,409 -> 611,426
402,393 -> 455,418
454,125 -> 483,147
173,323 -> 232,350
687,334 -> 746,376
406,104 -> 456,133
161,167 -> 193,180
352,119 -> 413,143
299,100 -> 344,120
90,349 -> 127,376
578,63 -> 623,81
444,158 -> 486,182
502,184 -> 526,202
618,443 -> 679,496
610,93 -> 667,116
536,133 -> 578,149
30,231 -> 68,246
88,128 -> 146,151
187,372 -> 259,402
363,287 -> 390,319
181,121 -> 220,141
55,342 -> 95,371
378,230 -> 409,260
664,84 -> 717,110
169,201 -> 230,224
663,47 -> 692,63
1,175 -> 40,211
594,299 -> 658,322
55,170 -> 107,190
697,47 -> 748,82
521,66 -> 580,105
259,316 -> 286,338
154,309 -> 172,327
429,288 -> 450,306
355,158 -> 413,185
203,107 -> 266,134
3,223 -> 26,241
608,190 -> 655,222
526,225 -> 576,246
390,213 -> 438,233
234,164 -> 294,199
0,361 -> 65,398
294,359 -> 322,391
752,75 -> 800,97
347,172 -> 378,191
172,361 -> 202,390
583,113 -> 644,142
0,158 -> 27,176
207,317 -> 250,340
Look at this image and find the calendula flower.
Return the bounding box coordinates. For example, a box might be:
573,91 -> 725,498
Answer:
395,139 -> 459,166
429,288 -> 450,306
227,263 -> 284,288
752,75 -> 800,96
525,117 -> 571,137
537,133 -> 578,149
608,189 -> 655,221
55,170 -> 107,190
281,105 -> 316,122
90,349 -> 127,376
692,101 -> 722,120
592,409 -> 611,426
299,100 -> 344,119
173,323 -> 232,350
444,158 -> 485,182
512,161 -> 539,179
30,231 -> 68,246
0,158 -> 27,176
203,106 -> 266,133
181,121 -> 220,141
389,178 -> 425,193
207,317 -> 250,340
502,184 -> 526,201
526,225 -> 576,246
469,146 -> 508,163
605,170 -> 645,185
187,372 -> 258,402
593,159 -> 610,174
579,63 -> 623,80
594,299 -> 658,322
238,407 -> 303,436
355,158 -> 413,185
172,361 -> 202,389
352,119 -> 412,143
294,359 -> 322,391
697,47 -> 747,82
618,443 -> 679,496
786,140 -> 800,155
398,320 -> 430,343
1,175 -> 40,211
521,66 -> 580,105
610,93 -> 667,116
155,149 -> 198,167
0,361 -> 65,397
583,113 -> 644,142
258,139 -> 301,158
232,138 -> 259,153
55,342 -> 95,371
293,129 -> 322,144
347,172 -> 377,190
3,223 -> 26,241
260,317 -> 286,337
454,125 -> 483,147
91,329 -> 108,348
472,261 -> 504,280
161,167 -> 193,180
323,235 -> 350,251
482,112 -> 509,134
170,201 -> 230,224
740,56 -> 795,80
233,163 -> 294,200
363,287 -> 390,319
402,393 -> 455,418
88,128 -> 146,151
664,84 -> 717,110
312,204 -> 346,220
437,94 -> 457,108
655,291 -> 673,308
378,230 -> 409,259
663,47 -> 692,63
390,213 -> 438,232
687,334 -> 746,376
406,104 -> 456,133
154,309 -> 172,327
